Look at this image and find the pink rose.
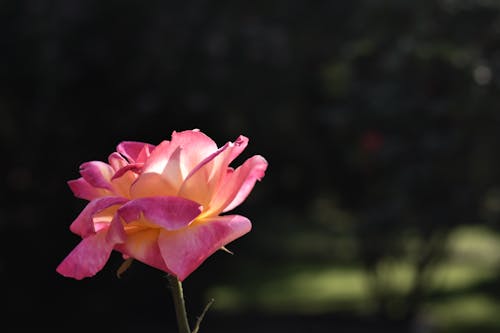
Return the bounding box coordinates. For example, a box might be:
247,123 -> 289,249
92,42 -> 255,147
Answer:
57,129 -> 267,281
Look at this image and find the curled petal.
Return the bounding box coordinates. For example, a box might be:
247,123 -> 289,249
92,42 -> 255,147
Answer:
178,142 -> 231,206
118,196 -> 202,230
157,214 -> 252,281
79,161 -> 115,191
209,155 -> 268,215
108,152 -> 129,172
111,163 -> 144,180
142,130 -> 219,180
108,152 -> 145,186
117,141 -> 155,163
224,135 -> 249,167
70,196 -> 128,237
67,178 -> 110,200
170,130 -> 219,175
56,230 -> 114,280
178,135 -> 249,207
136,144 -> 155,163
207,135 -> 249,187
223,155 -> 268,212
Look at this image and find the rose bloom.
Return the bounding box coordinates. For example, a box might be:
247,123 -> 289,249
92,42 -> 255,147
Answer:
57,129 -> 267,281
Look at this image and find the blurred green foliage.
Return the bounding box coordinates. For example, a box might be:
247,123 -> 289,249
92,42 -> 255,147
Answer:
2,0 -> 500,332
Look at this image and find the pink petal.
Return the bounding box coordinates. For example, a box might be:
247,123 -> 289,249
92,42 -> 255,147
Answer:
130,172 -> 177,198
223,155 -> 268,212
142,130 -> 219,183
70,196 -> 128,237
160,146 -> 184,190
108,152 -> 129,172
56,230 -> 114,280
114,228 -> 170,273
209,155 -> 268,215
79,161 -> 115,191
117,196 -> 202,230
178,135 -> 249,207
178,142 -> 231,206
105,214 -> 127,244
157,214 -> 251,281
206,136 -> 249,188
110,170 -> 137,199
224,135 -> 249,165
67,178 -> 111,200
117,141 -> 155,163
170,130 -> 219,175
136,143 -> 155,163
140,145 -> 184,192
111,163 -> 144,180
142,140 -> 173,174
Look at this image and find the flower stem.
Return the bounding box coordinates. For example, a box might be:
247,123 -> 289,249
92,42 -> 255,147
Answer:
168,275 -> 191,333
192,298 -> 215,333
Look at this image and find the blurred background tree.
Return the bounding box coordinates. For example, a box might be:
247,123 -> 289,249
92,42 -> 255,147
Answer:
2,1 -> 500,332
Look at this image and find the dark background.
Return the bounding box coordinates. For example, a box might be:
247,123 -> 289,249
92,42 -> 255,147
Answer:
3,1 -> 500,332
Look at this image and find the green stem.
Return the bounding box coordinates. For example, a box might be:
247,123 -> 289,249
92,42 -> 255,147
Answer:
192,298 -> 215,333
168,275 -> 191,333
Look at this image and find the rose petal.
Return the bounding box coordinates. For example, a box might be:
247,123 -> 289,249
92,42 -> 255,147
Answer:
105,214 -> 127,244
108,152 -> 129,172
111,172 -> 137,199
56,230 -> 114,280
178,142 -> 231,206
142,130 -> 219,182
117,141 -> 155,163
142,140 -> 173,174
111,163 -> 144,180
222,155 -> 268,212
118,196 -> 202,230
208,155 -> 268,215
70,196 -> 128,237
79,161 -> 115,191
157,214 -> 251,281
68,178 -> 111,200
114,228 -> 169,273
224,135 -> 249,167
170,130 -> 219,175
160,146 -> 184,190
130,172 -> 177,198
136,143 -> 155,164
206,135 -> 249,188
178,135 -> 249,207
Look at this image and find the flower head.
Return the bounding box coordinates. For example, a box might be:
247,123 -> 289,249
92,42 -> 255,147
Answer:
57,129 -> 267,281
